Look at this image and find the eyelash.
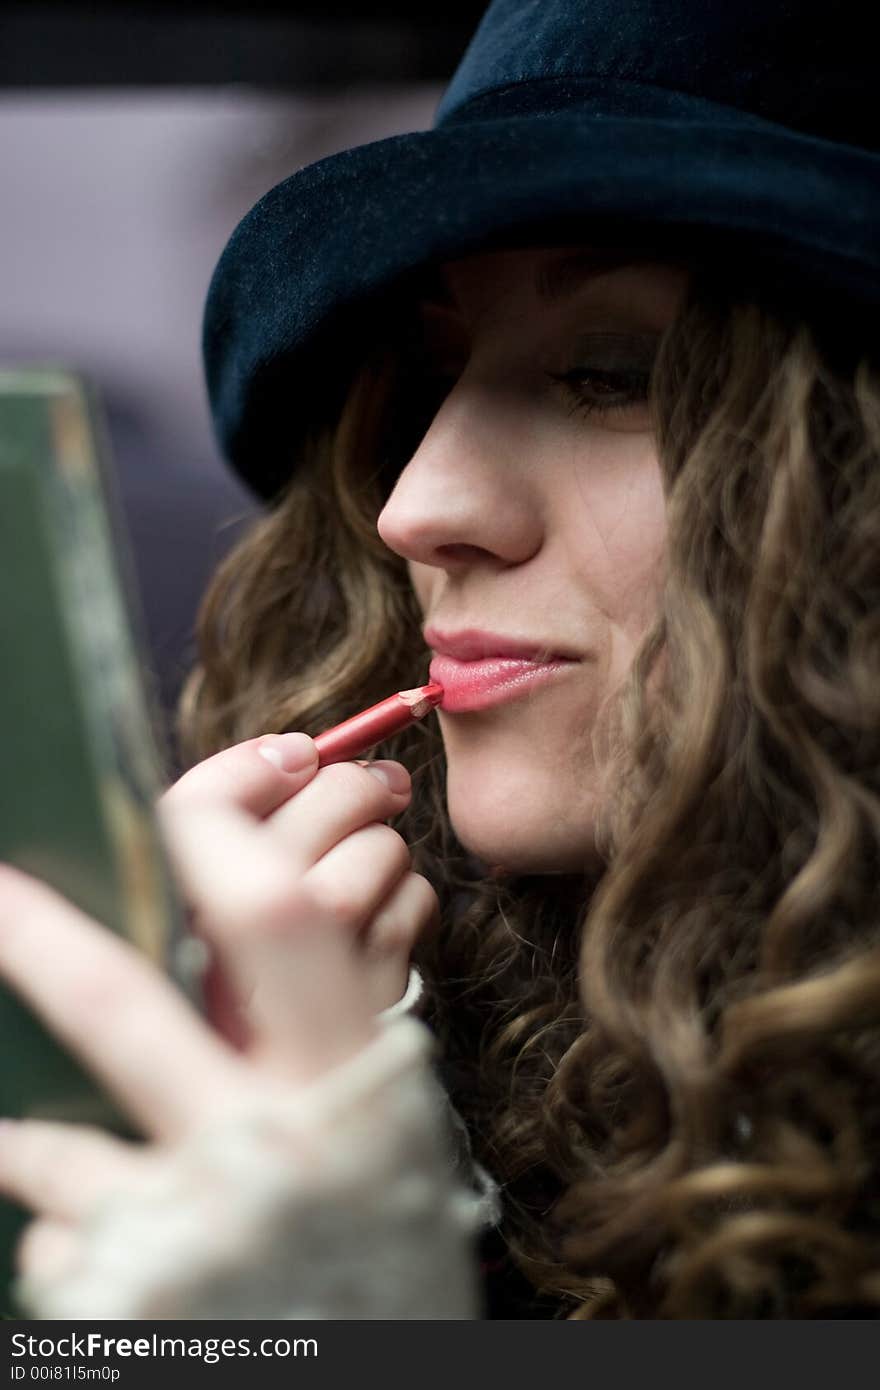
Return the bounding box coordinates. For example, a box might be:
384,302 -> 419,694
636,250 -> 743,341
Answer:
548,368 -> 652,418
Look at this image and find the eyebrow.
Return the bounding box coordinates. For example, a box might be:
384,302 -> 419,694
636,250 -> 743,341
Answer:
534,250 -> 644,302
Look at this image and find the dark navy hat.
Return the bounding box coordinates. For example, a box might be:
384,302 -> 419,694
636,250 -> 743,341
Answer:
203,0 -> 880,503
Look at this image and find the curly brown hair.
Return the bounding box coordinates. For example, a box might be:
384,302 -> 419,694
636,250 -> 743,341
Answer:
175,266 -> 880,1318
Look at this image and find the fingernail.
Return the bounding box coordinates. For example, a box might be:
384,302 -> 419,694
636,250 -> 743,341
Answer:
257,733 -> 317,773
365,761 -> 410,793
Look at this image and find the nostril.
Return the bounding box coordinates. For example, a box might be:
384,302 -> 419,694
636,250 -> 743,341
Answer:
434,543 -> 489,563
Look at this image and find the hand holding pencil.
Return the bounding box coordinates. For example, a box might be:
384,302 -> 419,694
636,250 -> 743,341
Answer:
181,679 -> 444,1043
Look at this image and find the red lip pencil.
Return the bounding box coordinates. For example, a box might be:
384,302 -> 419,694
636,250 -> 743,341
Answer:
313,682 -> 444,766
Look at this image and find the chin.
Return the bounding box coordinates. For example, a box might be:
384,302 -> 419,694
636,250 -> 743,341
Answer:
444,750 -> 603,867
443,757 -> 601,876
451,817 -> 596,878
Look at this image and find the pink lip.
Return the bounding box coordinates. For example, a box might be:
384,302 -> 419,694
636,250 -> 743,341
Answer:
423,627 -> 582,712
423,625 -> 580,662
428,654 -> 578,713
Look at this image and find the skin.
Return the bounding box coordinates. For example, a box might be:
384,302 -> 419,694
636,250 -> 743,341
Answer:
378,246 -> 688,874
0,243 -> 687,1303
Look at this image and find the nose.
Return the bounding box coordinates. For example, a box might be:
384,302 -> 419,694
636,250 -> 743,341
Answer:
376,373 -> 544,570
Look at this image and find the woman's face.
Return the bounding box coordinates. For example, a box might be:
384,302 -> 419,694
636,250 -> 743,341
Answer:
376,246 -> 687,874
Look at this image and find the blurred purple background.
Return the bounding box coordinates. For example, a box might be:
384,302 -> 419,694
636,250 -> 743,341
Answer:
0,86 -> 439,771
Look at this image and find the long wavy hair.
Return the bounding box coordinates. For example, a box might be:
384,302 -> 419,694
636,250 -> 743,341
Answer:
175,264 -> 880,1318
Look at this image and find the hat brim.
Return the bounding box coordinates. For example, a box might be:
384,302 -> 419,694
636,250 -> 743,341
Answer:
203,108 -> 880,501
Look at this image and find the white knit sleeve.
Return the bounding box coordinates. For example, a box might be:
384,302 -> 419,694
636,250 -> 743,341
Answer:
15,1013 -> 485,1320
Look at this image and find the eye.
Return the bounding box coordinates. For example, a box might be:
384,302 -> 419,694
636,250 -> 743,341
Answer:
546,330 -> 659,423
547,366 -> 652,420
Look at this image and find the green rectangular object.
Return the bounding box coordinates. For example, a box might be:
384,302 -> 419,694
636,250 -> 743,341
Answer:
0,369 -> 200,1312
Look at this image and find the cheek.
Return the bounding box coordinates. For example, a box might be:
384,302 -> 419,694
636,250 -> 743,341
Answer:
569,436 -> 666,619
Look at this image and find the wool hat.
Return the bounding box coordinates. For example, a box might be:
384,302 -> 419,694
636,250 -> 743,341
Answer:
203,0 -> 880,503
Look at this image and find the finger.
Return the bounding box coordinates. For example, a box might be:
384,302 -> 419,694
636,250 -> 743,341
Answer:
264,759 -> 411,869
304,822 -> 411,932
0,1119 -> 153,1221
14,1217 -> 78,1283
159,732 -> 319,823
152,806 -> 378,1078
362,871 -> 440,957
157,798 -> 306,940
0,864 -> 248,1140
356,874 -> 439,1016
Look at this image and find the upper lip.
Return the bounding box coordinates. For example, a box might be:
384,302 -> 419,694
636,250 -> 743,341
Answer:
423,625 -> 580,662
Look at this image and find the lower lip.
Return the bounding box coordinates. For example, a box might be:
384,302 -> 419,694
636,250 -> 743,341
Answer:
428,655 -> 577,713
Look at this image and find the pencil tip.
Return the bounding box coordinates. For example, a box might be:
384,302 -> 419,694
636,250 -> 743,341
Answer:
398,682 -> 445,716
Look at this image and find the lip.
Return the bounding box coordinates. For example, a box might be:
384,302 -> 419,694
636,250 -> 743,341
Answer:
423,627 -> 581,713
428,653 -> 577,712
423,625 -> 581,662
